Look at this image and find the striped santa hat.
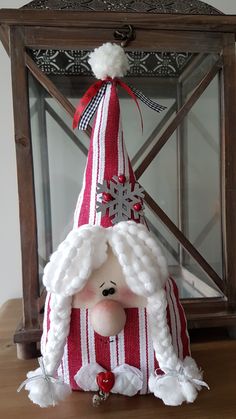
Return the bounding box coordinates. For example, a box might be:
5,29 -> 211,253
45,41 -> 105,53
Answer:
73,46 -> 145,229
19,43 -> 208,408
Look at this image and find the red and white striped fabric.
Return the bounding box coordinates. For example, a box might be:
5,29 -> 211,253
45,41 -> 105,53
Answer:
73,81 -> 139,229
40,80 -> 193,398
43,278 -> 190,394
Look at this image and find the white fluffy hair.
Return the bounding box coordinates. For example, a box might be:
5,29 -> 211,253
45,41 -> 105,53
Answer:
88,42 -> 130,80
43,221 -> 168,297
24,221 -> 204,407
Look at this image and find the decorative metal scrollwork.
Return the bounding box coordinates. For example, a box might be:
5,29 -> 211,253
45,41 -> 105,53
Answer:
23,0 -> 222,15
28,49 -> 193,77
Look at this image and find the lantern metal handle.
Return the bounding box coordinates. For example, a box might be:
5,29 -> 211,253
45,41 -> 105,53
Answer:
113,24 -> 136,47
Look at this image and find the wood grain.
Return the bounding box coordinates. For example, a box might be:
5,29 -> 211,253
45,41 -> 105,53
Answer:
0,299 -> 236,419
23,26 -> 224,53
222,34 -> 236,310
0,10 -> 236,33
10,27 -> 39,331
0,24 -> 9,54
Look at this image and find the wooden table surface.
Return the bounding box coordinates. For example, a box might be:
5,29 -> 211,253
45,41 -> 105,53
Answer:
0,299 -> 236,419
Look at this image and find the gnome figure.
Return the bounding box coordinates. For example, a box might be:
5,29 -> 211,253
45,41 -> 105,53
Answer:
19,43 -> 208,408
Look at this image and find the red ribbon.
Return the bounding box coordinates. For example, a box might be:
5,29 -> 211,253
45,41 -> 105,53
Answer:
73,78 -> 143,131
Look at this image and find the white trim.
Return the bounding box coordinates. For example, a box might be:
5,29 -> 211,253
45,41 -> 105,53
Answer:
146,311 -> 154,393
94,83 -> 111,225
109,335 -> 118,371
89,104 -> 99,224
139,308 -> 147,394
73,170 -> 86,229
123,136 -> 130,178
80,308 -> 88,365
87,310 -> 96,364
117,329 -> 125,366
118,114 -> 124,176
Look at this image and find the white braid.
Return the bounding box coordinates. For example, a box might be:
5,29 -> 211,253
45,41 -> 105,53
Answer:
40,292 -> 50,356
147,290 -> 204,406
43,293 -> 72,376
43,225 -> 108,296
23,293 -> 72,407
147,290 -> 179,370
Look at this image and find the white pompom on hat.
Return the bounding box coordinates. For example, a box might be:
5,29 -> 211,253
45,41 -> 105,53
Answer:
88,42 -> 130,80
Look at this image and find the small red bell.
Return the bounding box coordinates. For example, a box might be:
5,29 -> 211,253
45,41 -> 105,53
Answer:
133,202 -> 142,212
118,174 -> 126,184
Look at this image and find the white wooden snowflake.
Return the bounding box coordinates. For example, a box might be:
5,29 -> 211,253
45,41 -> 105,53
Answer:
96,176 -> 145,225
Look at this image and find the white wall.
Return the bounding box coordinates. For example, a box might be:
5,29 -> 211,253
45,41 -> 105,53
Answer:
0,0 -> 235,307
206,0 -> 236,14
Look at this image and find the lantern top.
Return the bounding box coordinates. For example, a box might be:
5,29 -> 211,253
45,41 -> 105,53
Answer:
22,0 -> 222,15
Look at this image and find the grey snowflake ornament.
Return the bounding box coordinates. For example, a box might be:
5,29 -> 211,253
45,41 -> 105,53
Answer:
96,176 -> 145,225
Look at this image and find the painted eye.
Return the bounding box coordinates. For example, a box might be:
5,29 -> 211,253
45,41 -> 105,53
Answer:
102,289 -> 109,297
109,287 -> 115,295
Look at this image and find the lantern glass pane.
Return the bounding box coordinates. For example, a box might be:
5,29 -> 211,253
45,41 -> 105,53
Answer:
28,49 -> 224,298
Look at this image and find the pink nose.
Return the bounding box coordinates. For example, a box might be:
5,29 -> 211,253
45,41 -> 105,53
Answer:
91,300 -> 126,337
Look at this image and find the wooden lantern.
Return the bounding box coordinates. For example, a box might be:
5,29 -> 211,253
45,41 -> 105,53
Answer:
0,0 -> 236,359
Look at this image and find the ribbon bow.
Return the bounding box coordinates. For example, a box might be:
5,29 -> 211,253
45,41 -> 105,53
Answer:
154,366 -> 210,390
17,357 -> 63,406
73,77 -> 166,132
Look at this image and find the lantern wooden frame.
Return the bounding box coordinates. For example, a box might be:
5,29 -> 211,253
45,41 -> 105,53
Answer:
0,6 -> 236,358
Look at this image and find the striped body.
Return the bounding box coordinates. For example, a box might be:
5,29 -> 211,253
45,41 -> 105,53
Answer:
43,278 -> 190,395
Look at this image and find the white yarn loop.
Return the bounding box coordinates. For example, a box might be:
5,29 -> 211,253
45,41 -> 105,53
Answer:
154,367 -> 210,390
17,357 -> 65,406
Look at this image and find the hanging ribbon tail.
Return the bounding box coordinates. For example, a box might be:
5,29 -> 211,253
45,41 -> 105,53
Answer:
129,84 -> 167,113
117,79 -> 144,133
73,79 -> 105,129
78,83 -> 107,131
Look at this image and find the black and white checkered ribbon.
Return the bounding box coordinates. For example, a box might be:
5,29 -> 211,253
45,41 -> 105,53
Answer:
128,85 -> 167,113
78,81 -> 166,131
79,84 -> 107,131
